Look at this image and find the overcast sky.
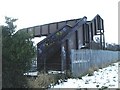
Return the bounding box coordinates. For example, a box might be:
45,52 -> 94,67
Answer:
0,0 -> 119,44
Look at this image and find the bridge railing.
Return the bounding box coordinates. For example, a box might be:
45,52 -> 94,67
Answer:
37,25 -> 72,54
37,17 -> 86,55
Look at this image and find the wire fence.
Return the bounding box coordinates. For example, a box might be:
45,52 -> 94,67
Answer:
71,49 -> 120,77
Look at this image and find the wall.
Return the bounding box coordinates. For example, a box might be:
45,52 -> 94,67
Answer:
70,49 -> 119,77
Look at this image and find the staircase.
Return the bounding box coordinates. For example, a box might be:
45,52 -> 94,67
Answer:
37,16 -> 87,71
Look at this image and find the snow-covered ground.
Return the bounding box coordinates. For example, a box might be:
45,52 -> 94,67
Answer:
51,62 -> 119,88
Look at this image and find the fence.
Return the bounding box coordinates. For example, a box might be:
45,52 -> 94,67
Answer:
70,49 -> 120,77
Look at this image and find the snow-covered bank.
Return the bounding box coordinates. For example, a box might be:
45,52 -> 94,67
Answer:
51,62 -> 119,88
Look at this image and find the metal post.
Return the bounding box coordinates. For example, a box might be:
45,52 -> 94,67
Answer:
103,31 -> 105,50
61,45 -> 66,74
100,29 -> 102,49
44,56 -> 46,73
61,46 -> 63,73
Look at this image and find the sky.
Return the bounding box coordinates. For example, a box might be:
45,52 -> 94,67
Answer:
0,0 -> 119,44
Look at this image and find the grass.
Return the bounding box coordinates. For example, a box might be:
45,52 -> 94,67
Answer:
26,60 -> 120,88
87,65 -> 99,76
26,72 -> 66,88
77,60 -> 118,78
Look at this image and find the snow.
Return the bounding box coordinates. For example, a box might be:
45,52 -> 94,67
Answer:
24,71 -> 38,77
51,62 -> 119,88
48,71 -> 65,74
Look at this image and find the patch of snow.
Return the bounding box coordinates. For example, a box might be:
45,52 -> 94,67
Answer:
51,62 -> 119,88
24,71 -> 38,77
48,71 -> 65,74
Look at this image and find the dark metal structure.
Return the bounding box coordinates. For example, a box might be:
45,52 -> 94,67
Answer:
18,18 -> 81,37
18,14 -> 105,72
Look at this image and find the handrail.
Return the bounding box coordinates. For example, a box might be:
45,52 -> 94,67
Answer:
37,16 -> 87,55
38,25 -> 72,52
37,17 -> 86,46
37,24 -> 72,46
61,16 -> 87,42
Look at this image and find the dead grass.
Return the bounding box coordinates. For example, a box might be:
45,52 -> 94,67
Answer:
87,66 -> 99,76
26,73 -> 65,88
26,60 -> 120,88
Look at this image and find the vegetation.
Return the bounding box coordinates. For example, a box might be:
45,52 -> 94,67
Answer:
27,73 -> 63,88
105,43 -> 120,51
2,17 -> 36,88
